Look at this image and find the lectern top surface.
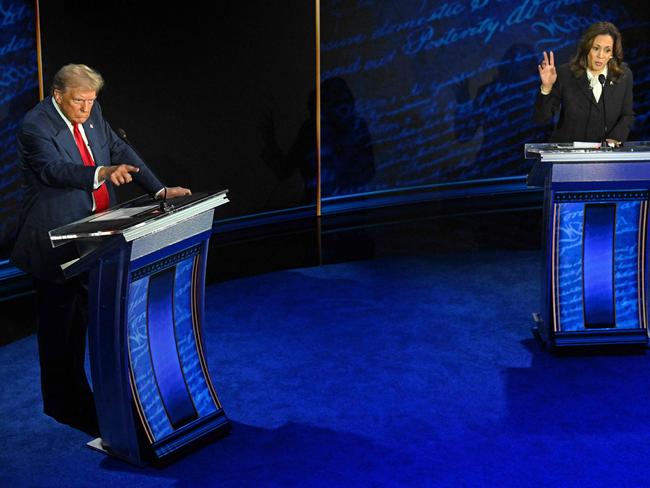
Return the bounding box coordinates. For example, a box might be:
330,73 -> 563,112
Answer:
525,142 -> 650,162
49,189 -> 228,244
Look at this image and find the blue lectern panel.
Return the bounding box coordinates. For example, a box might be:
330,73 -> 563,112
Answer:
555,194 -> 646,333
557,203 -> 585,331
127,243 -> 224,450
582,204 -> 616,328
174,258 -> 219,417
615,201 -> 643,329
128,276 -> 175,440
148,268 -> 198,428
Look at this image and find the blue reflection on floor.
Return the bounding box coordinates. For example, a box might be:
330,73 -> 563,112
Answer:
2,250 -> 650,487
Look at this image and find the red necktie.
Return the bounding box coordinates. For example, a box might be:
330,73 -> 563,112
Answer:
73,124 -> 110,212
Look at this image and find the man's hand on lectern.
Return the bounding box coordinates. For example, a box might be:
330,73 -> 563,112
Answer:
158,186 -> 192,199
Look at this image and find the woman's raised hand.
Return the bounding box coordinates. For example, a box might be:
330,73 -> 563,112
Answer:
538,50 -> 557,91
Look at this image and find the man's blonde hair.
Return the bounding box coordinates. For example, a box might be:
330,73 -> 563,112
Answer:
51,64 -> 104,94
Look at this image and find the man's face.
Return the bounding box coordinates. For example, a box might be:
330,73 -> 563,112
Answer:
53,86 -> 97,125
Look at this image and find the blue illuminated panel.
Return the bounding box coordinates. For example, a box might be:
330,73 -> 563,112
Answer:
557,203 -> 584,331
582,204 -> 616,328
127,276 -> 174,441
127,244 -> 224,448
148,268 -> 198,429
174,258 -> 218,417
555,196 -> 646,333
615,201 -> 642,329
0,1 -> 40,250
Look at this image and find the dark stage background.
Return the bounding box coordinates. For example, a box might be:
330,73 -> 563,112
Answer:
2,1 -> 650,255
36,1 -> 317,219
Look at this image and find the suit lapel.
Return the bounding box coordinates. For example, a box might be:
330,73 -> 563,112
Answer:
43,97 -> 85,165
55,129 -> 85,165
596,74 -> 614,114
82,118 -> 100,158
575,73 -> 600,109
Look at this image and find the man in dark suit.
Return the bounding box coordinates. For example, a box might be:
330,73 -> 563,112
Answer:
11,64 -> 191,436
534,22 -> 634,144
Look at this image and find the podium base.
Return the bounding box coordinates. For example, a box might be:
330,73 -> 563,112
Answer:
86,438 -> 146,467
531,312 -> 546,349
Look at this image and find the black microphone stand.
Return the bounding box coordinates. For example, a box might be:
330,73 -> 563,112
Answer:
116,128 -> 172,212
598,74 -> 609,148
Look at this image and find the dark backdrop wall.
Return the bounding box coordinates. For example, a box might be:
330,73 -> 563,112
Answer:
38,1 -> 317,219
319,0 -> 650,200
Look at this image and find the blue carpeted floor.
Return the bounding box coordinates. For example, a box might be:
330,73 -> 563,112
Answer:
2,250 -> 650,487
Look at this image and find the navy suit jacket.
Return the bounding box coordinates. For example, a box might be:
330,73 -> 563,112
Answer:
534,63 -> 634,143
11,96 -> 164,281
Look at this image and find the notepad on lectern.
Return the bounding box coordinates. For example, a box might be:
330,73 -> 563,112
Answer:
572,141 -> 602,149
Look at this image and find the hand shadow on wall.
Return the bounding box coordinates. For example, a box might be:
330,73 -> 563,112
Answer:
259,77 -> 375,208
453,43 -> 549,179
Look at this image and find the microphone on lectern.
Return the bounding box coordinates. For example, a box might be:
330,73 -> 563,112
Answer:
116,127 -> 169,210
598,74 -> 608,146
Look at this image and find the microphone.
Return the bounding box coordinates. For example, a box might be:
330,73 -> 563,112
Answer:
116,127 -> 129,143
116,127 -> 170,211
598,74 -> 608,146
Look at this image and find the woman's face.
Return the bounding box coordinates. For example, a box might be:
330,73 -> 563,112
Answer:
587,34 -> 614,74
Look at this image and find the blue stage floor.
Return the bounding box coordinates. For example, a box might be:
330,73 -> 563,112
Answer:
2,250 -> 650,487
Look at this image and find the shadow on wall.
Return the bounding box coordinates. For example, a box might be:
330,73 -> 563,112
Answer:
453,43 -> 551,179
259,77 -> 376,207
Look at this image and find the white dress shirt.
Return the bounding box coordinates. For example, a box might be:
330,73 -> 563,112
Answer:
586,66 -> 608,103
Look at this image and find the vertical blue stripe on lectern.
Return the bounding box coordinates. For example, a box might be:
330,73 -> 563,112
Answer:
615,201 -> 641,329
148,268 -> 198,428
174,258 -> 218,417
582,204 -> 616,327
557,203 -> 585,331
128,276 -> 173,440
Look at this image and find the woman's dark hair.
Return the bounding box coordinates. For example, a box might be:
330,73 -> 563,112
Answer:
570,22 -> 625,80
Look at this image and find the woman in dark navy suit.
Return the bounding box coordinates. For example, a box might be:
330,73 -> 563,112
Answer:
534,22 -> 634,144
